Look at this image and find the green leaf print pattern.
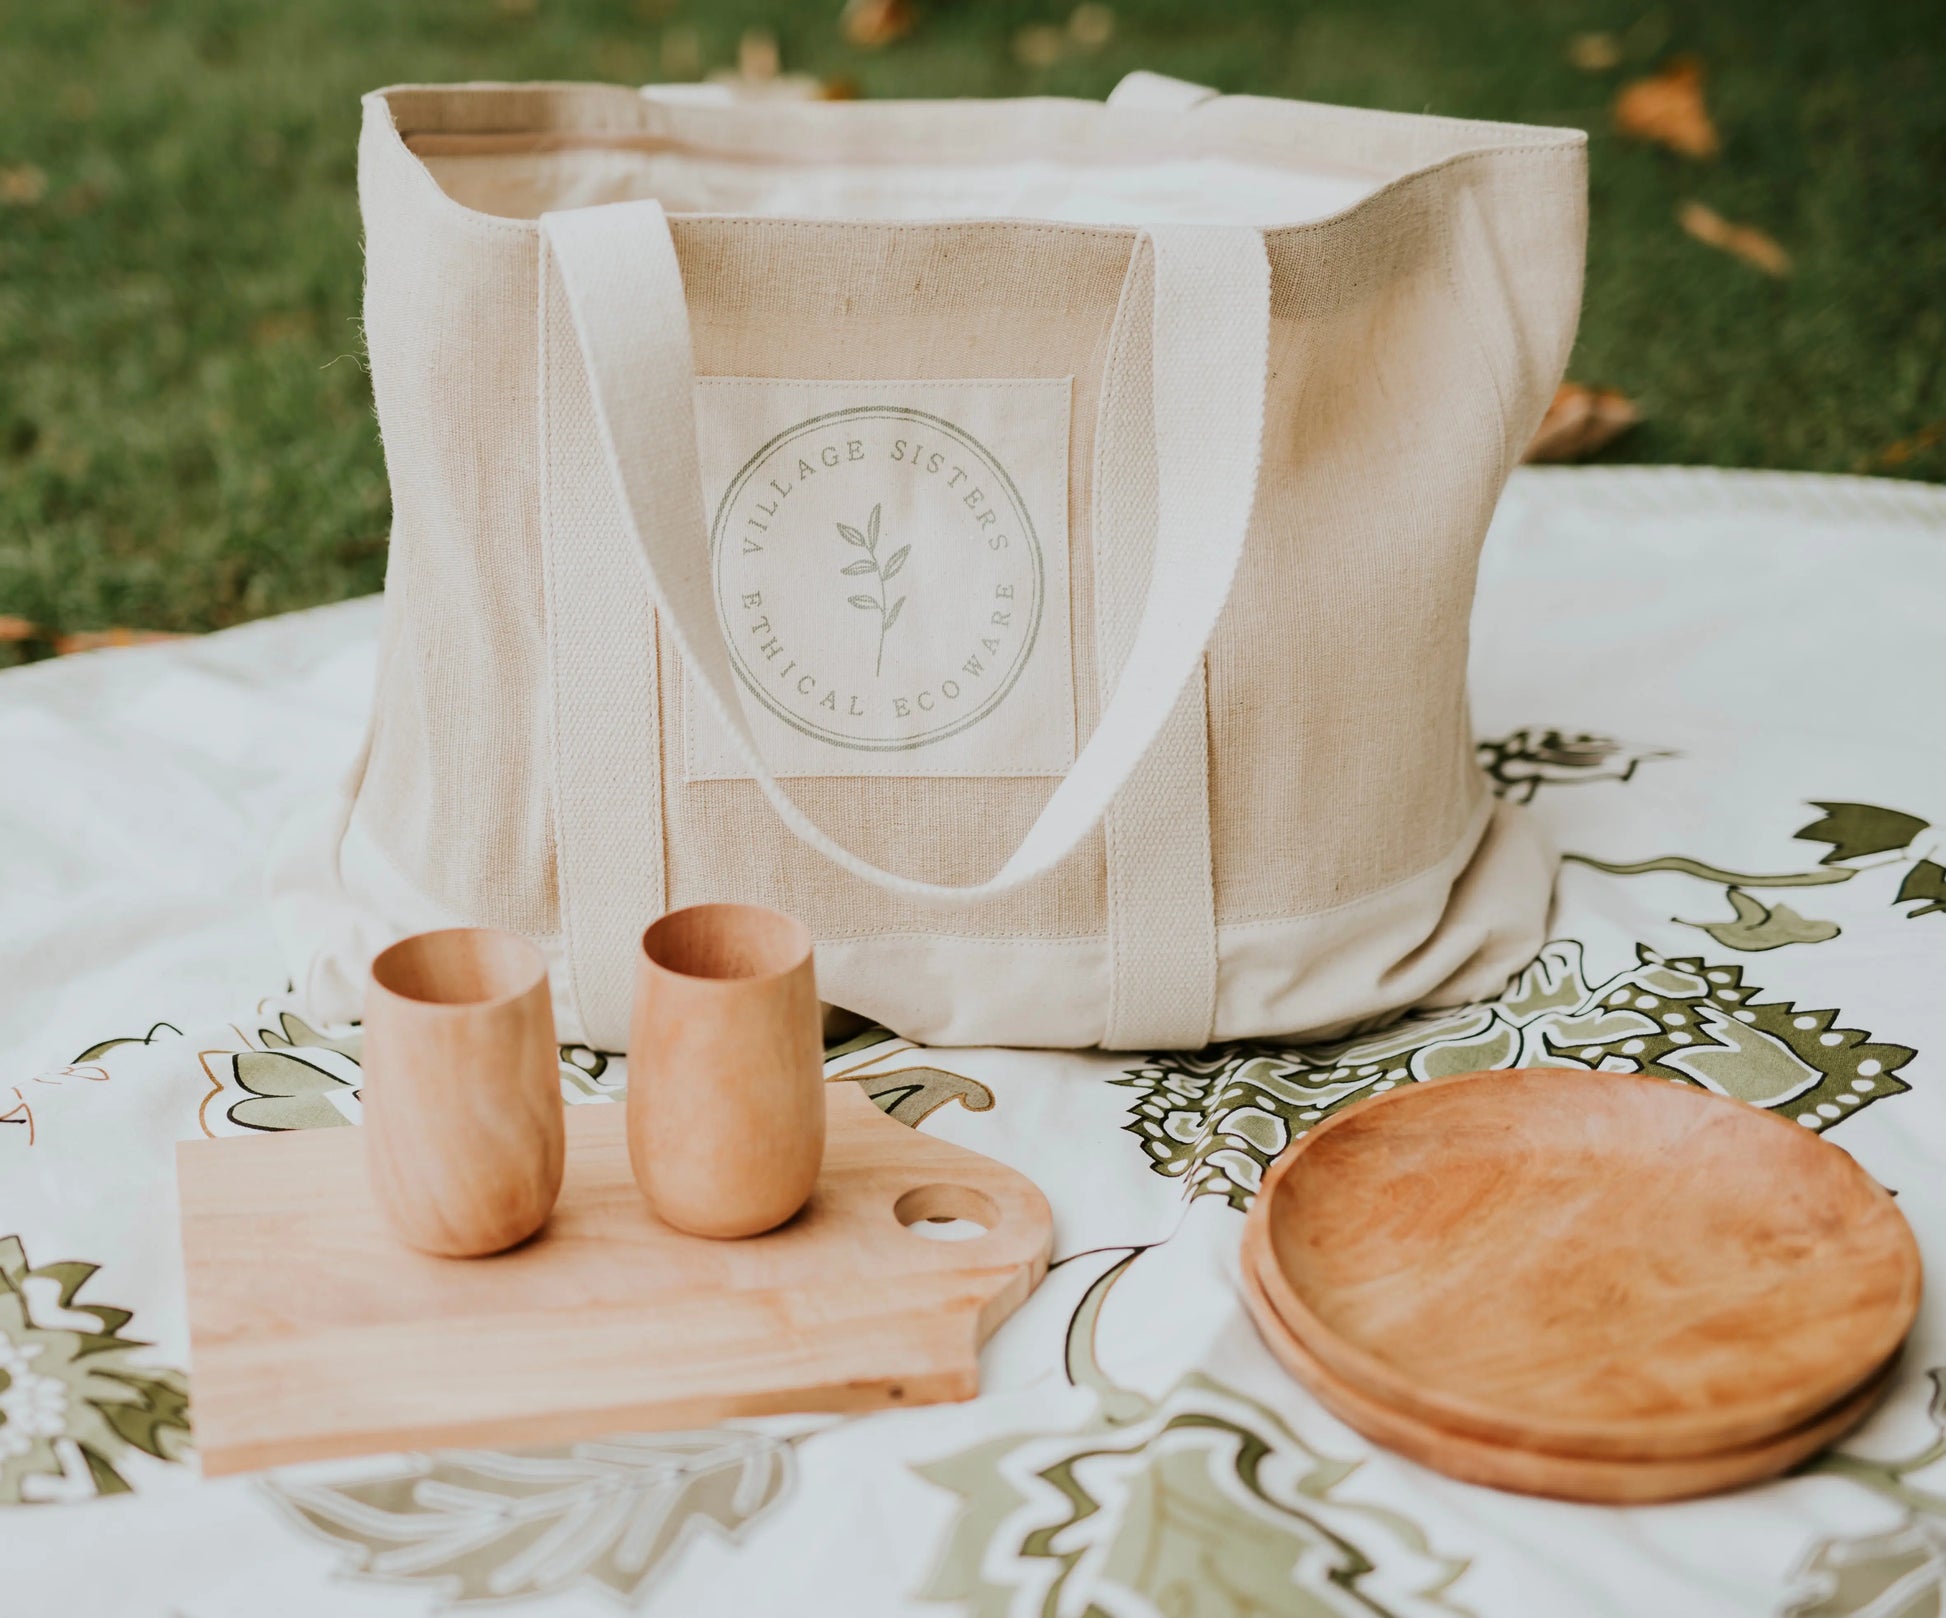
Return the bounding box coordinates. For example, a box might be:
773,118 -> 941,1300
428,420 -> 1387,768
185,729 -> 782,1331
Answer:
1117,941 -> 1913,1211
1565,799 -> 1937,950
1794,802 -> 1932,866
1677,889 -> 1843,951
205,1008 -> 970,1136
268,1431 -> 791,1607
1786,1369 -> 1946,1618
1117,775 -> 1929,1210
917,1250 -> 1473,1618
0,1236 -> 191,1503
1897,859 -> 1946,919
207,1012 -> 625,1134
1474,728 -> 1675,803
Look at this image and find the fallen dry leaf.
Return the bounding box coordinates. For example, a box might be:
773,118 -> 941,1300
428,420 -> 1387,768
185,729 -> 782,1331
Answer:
1678,200 -> 1791,276
51,628 -> 193,656
1012,23 -> 1065,69
1567,32 -> 1621,72
0,164 -> 48,205
1866,421 -> 1945,471
1523,383 -> 1642,463
840,0 -> 915,49
1069,3 -> 1114,48
1614,57 -> 1719,158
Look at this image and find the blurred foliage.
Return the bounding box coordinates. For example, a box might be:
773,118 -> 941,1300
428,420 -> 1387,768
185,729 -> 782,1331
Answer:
0,0 -> 1941,656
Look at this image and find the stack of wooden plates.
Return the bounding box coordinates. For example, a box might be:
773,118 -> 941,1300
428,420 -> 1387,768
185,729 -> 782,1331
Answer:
1239,1068 -> 1921,1504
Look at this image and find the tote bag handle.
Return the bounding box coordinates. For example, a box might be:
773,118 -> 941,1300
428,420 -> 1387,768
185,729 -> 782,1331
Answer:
540,199 -> 1268,905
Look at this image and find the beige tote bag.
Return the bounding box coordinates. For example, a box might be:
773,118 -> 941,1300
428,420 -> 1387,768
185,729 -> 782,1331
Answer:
271,71 -> 1587,1052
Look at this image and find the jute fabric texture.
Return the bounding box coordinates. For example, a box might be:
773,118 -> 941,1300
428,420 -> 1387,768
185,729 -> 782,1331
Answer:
274,75 -> 1587,1050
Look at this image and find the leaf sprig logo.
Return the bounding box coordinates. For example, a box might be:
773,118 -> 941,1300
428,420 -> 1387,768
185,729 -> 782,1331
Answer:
836,503 -> 908,677
712,406 -> 1045,752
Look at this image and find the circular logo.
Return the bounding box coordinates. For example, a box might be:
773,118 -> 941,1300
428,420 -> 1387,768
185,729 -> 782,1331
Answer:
711,406 -> 1045,752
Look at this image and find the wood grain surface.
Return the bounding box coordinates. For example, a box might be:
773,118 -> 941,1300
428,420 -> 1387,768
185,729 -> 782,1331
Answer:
1242,1068 -> 1920,1461
1239,1254 -> 1893,1504
627,904 -> 824,1240
179,1080 -> 1052,1477
362,928 -> 564,1258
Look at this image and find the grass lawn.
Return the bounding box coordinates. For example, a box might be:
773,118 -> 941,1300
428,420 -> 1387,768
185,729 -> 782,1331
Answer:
1,0 -> 1941,658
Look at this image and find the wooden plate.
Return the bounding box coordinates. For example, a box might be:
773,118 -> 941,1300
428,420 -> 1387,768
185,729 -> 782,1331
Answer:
1242,1069 -> 1920,1461
1239,1256 -> 1893,1504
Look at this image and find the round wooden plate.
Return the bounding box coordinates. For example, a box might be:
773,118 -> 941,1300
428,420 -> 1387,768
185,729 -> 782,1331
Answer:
1238,1255 -> 1894,1504
1242,1069 -> 1920,1461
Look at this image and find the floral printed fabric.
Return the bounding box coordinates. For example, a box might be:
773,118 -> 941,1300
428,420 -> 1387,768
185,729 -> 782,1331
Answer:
0,469 -> 1940,1617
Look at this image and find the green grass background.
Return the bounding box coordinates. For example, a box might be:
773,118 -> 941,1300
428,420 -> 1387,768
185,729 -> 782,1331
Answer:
1,0 -> 1941,656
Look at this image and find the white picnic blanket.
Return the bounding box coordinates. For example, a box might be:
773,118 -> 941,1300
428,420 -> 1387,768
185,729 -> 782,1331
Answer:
2,467 -> 1942,1618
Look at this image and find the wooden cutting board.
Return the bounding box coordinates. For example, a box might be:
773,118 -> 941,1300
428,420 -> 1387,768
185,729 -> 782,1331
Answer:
1239,1254 -> 1895,1504
1243,1068 -> 1920,1462
179,1080 -> 1052,1477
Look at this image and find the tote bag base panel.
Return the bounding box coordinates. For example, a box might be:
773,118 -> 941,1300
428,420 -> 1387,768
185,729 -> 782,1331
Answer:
269,789 -> 1551,1053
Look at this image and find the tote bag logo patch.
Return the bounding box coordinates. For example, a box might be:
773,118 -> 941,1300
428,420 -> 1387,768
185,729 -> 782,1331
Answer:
689,379 -> 1075,780
715,407 -> 1043,750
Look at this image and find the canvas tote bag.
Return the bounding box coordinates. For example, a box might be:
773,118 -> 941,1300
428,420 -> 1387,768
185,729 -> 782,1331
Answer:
271,71 -> 1588,1052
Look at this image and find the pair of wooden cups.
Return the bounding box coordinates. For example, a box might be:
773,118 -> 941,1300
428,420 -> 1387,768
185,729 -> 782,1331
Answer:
361,903 -> 824,1256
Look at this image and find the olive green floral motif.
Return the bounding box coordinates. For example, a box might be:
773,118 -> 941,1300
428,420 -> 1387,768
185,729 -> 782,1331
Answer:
201,1010 -> 371,1132
267,1430 -> 791,1608
853,1066 -> 995,1127
228,1049 -> 358,1132
823,1020 -> 899,1062
1796,803 -> 1932,866
1116,940 -> 1913,1210
225,1011 -> 362,1132
1676,889 -> 1843,951
0,1235 -> 191,1503
1786,1369 -> 1946,1618
1475,727 -> 1675,802
558,1042 -> 621,1100
71,1021 -> 182,1063
216,1011 -> 625,1132
1568,799 -> 1939,951
917,1251 -> 1471,1617
1896,859 -> 1946,919
212,1007 -> 962,1134
259,1010 -> 361,1062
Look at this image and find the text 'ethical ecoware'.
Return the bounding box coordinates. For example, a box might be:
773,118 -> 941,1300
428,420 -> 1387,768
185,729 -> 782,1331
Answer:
627,903 -> 825,1238
362,928 -> 565,1257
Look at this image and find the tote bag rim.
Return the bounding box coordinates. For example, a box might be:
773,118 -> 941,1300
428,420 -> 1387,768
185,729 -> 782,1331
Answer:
362,83 -> 1587,243
369,79 -> 1587,148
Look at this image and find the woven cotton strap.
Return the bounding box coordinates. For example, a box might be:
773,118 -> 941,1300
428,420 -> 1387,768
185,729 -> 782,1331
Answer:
538,200 -> 1267,917
1094,241 -> 1219,1049
538,242 -> 666,1035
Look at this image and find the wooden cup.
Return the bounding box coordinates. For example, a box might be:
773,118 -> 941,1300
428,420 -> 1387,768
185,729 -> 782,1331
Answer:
363,928 -> 565,1257
627,904 -> 825,1239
